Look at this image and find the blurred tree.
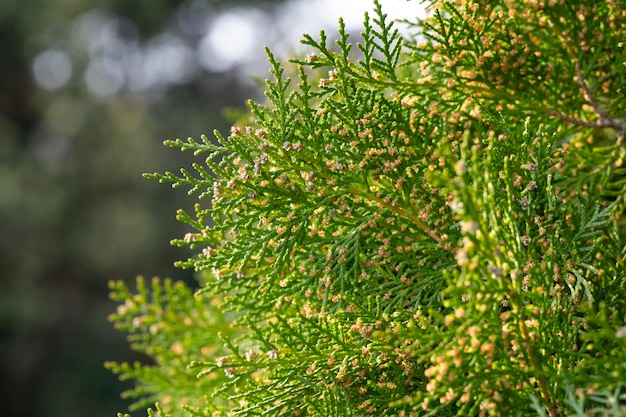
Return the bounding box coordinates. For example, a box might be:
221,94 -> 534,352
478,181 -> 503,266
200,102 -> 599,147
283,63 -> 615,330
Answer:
0,0 -> 287,416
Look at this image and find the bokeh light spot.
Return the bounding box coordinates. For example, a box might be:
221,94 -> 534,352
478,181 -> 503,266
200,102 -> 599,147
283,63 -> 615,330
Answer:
32,50 -> 73,90
197,9 -> 263,72
84,56 -> 125,96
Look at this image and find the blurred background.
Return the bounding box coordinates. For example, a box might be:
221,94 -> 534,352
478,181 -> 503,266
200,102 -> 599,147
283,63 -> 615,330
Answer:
0,1 -> 421,416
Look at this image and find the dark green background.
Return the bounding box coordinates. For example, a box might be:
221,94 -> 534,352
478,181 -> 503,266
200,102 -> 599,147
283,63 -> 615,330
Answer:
0,0 -> 285,415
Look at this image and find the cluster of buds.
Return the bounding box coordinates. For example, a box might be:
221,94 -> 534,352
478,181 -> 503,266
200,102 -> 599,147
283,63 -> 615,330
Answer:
254,154 -> 269,175
282,141 -> 303,152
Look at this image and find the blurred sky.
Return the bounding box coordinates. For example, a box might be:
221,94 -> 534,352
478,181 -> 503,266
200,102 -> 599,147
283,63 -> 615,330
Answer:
31,0 -> 425,96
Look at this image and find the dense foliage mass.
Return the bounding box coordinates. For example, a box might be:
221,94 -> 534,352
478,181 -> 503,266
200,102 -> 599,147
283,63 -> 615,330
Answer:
109,1 -> 626,416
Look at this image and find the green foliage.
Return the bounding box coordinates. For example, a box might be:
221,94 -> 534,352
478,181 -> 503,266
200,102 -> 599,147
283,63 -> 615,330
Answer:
109,1 -> 626,416
107,277 -> 241,416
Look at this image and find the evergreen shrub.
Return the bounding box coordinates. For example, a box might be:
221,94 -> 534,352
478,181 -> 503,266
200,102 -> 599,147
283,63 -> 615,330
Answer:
108,1 -> 626,415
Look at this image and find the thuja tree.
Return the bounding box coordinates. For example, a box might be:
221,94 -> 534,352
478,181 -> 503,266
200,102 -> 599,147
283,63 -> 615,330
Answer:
108,1 -> 626,416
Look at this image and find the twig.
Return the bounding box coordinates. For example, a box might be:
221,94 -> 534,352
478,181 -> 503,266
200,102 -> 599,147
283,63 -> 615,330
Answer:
546,109 -> 625,131
574,60 -> 610,121
546,60 -> 626,142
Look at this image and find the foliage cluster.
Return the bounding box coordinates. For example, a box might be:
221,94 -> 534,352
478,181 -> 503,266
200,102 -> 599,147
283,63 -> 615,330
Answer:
109,1 -> 626,416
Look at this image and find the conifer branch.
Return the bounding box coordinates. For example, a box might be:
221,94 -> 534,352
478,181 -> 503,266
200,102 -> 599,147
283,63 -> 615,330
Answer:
345,186 -> 456,254
109,2 -> 626,416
